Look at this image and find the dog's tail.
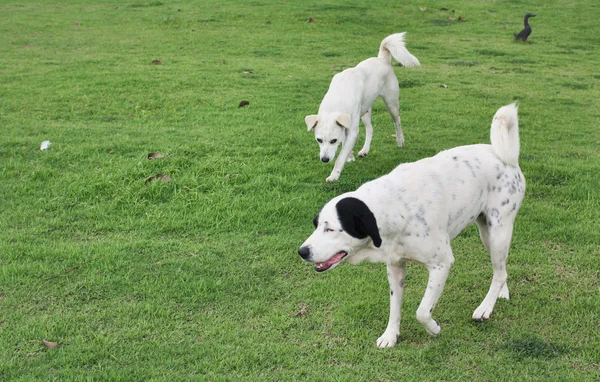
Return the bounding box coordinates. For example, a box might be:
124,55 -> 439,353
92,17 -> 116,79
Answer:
378,33 -> 421,67
490,103 -> 520,166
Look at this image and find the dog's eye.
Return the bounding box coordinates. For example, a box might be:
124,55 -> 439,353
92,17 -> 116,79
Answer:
317,138 -> 323,144
330,139 -> 337,144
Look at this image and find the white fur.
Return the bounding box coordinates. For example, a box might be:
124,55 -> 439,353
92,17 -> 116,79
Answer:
305,32 -> 420,182
299,104 -> 525,347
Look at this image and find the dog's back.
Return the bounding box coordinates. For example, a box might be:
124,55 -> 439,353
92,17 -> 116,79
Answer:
355,104 -> 524,243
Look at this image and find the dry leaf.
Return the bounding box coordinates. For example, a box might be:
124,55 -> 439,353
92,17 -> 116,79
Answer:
151,60 -> 162,65
458,16 -> 466,22
420,7 -> 427,11
448,16 -> 456,21
198,19 -> 210,23
440,84 -> 448,88
307,17 -> 315,23
238,100 -> 250,108
147,152 -> 167,160
441,7 -> 448,11
225,174 -> 231,179
42,339 -> 57,349
243,70 -> 253,74
74,21 -> 81,26
295,303 -> 310,317
145,174 -> 172,184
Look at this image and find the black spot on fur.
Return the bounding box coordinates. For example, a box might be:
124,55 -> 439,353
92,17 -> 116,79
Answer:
391,290 -> 394,296
336,197 -> 382,247
502,199 -> 510,206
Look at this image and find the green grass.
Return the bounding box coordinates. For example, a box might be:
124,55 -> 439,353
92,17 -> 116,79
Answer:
1,0 -> 599,380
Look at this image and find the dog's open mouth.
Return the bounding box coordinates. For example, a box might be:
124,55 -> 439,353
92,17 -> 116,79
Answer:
315,251 -> 348,272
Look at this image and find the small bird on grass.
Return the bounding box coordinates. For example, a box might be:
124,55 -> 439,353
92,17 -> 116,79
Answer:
514,13 -> 536,41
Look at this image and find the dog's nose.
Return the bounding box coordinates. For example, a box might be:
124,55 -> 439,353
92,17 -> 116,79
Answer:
298,246 -> 311,260
321,157 -> 330,163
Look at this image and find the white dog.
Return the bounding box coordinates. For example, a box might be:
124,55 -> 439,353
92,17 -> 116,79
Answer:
305,33 -> 420,183
298,104 -> 525,348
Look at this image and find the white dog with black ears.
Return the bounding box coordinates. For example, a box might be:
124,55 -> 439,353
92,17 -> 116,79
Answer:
298,104 -> 525,348
305,33 -> 420,183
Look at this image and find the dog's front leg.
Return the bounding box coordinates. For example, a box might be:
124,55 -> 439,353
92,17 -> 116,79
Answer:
416,259 -> 453,336
326,128 -> 358,182
377,262 -> 406,348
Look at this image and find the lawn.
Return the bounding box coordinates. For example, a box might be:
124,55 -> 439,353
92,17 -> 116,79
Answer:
1,0 -> 599,380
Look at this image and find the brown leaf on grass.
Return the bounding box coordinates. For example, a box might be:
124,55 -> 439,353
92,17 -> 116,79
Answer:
74,21 -> 81,26
243,70 -> 253,74
420,7 -> 427,11
151,60 -> 163,65
238,100 -> 250,108
448,16 -> 456,21
307,17 -> 315,23
295,303 -> 310,317
458,16 -> 466,22
147,152 -> 167,160
42,340 -> 57,349
440,7 -> 448,11
145,173 -> 172,184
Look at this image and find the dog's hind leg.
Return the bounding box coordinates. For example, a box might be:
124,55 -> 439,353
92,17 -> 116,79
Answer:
358,108 -> 373,158
381,81 -> 404,148
415,244 -> 455,336
377,262 -> 406,348
472,217 -> 514,321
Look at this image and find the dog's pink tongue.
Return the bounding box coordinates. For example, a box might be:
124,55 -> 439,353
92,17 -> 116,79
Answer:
316,252 -> 346,270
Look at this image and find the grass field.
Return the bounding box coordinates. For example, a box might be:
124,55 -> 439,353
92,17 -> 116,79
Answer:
1,0 -> 599,380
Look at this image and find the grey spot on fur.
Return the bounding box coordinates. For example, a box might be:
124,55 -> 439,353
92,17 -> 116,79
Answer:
501,199 -> 510,206
463,160 -> 477,178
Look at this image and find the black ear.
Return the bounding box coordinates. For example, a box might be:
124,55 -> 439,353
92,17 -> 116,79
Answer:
312,212 -> 320,228
336,197 -> 382,248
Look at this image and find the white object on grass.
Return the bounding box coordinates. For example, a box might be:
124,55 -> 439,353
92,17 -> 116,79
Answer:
40,141 -> 51,151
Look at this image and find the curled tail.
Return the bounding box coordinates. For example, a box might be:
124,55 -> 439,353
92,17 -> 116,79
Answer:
378,32 -> 421,67
490,103 -> 520,166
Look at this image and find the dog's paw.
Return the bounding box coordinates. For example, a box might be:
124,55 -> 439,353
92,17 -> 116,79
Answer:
358,149 -> 369,157
326,173 -> 340,183
424,321 -> 441,336
376,332 -> 398,348
396,134 -> 405,148
472,304 -> 493,322
346,153 -> 356,163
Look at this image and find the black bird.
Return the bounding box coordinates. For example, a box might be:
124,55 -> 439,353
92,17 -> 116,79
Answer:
514,13 -> 536,41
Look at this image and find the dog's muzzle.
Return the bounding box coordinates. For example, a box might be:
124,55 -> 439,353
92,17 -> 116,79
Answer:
298,246 -> 311,260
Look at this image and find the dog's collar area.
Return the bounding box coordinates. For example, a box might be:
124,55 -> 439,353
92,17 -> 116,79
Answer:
315,251 -> 348,272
